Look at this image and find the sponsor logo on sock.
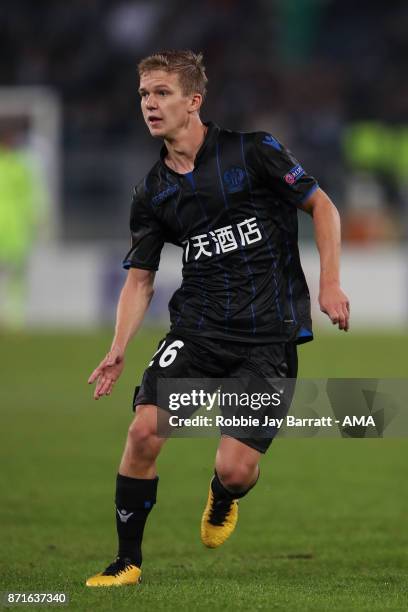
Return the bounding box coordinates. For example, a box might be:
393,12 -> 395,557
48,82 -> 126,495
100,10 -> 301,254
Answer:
116,508 -> 134,523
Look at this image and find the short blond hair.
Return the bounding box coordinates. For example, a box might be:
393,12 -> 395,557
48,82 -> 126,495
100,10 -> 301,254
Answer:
138,50 -> 208,99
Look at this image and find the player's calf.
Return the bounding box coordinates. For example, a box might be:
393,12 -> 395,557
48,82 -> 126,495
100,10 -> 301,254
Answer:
119,404 -> 167,478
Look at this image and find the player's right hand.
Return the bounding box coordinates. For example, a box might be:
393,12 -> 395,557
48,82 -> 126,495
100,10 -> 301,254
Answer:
88,346 -> 125,400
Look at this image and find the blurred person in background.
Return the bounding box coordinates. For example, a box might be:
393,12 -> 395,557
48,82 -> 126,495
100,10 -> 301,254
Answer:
0,121 -> 44,329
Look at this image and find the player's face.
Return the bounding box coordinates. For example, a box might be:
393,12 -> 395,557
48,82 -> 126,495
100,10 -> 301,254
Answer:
139,70 -> 197,139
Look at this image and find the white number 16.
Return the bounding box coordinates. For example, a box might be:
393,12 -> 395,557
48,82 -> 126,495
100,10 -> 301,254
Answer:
148,340 -> 184,368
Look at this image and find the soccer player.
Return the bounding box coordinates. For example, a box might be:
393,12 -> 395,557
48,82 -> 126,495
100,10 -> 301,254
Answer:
86,50 -> 349,586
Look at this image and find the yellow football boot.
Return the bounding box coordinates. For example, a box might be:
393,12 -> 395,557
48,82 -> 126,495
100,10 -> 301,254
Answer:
201,485 -> 238,548
86,557 -> 141,587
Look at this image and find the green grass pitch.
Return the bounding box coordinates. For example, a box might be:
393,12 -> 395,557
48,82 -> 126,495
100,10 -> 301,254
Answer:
0,329 -> 407,611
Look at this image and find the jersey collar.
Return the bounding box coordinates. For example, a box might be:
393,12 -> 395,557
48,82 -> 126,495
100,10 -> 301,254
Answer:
159,121 -> 220,174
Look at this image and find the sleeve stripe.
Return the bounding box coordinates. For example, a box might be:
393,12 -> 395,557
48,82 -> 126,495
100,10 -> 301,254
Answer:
122,259 -> 158,271
301,183 -> 319,203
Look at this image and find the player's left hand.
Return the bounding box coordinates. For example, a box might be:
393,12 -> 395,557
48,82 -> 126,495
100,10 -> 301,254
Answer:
319,284 -> 350,331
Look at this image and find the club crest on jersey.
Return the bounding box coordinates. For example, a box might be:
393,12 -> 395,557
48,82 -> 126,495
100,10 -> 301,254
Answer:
223,166 -> 246,193
152,183 -> 180,206
284,164 -> 305,185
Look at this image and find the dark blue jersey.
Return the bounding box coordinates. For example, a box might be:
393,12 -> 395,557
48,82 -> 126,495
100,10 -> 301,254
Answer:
123,122 -> 318,344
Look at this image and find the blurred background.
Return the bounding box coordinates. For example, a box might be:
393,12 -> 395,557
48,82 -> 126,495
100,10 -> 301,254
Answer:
0,0 -> 407,332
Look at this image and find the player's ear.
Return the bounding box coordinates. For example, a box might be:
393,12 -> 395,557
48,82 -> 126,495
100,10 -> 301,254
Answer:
189,93 -> 202,113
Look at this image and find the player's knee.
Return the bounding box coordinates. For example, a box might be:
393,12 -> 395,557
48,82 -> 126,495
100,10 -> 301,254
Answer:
217,462 -> 257,492
127,419 -> 157,453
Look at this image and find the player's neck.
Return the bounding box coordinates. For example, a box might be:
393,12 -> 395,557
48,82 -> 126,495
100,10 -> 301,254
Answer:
163,118 -> 207,174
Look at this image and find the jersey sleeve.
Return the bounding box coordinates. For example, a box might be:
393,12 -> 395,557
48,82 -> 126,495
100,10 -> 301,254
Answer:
253,132 -> 319,205
122,182 -> 165,271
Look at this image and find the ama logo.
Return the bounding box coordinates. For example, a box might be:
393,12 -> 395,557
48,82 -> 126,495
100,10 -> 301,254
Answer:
223,166 -> 246,193
284,163 -> 305,185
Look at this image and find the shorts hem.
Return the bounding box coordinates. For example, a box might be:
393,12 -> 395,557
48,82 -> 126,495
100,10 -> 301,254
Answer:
221,433 -> 272,454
